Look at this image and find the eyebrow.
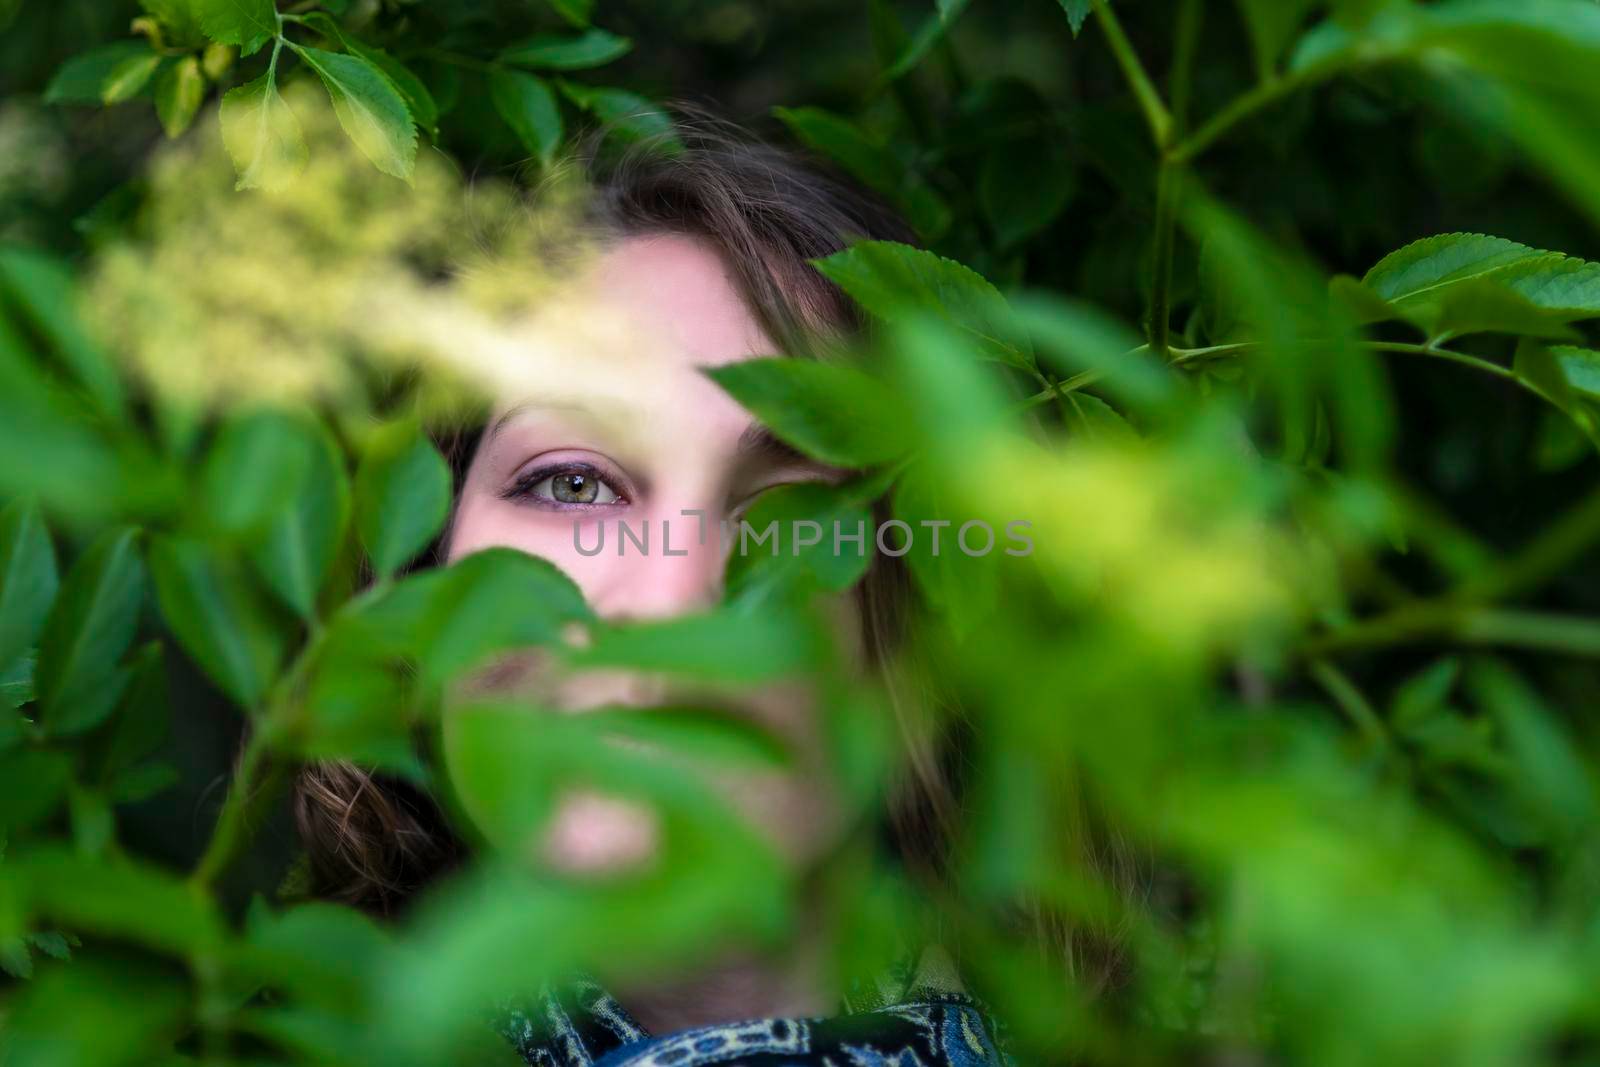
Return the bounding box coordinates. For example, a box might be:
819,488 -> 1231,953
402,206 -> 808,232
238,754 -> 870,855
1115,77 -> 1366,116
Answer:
734,423 -> 842,474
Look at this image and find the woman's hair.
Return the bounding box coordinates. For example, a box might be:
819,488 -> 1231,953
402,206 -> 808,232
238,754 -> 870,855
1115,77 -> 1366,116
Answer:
292,108 -> 1131,1001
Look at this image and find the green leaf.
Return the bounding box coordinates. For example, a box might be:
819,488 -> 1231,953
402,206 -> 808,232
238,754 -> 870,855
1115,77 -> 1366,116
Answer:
88,642 -> 170,785
354,421 -> 451,579
298,14 -> 439,137
0,500 -> 58,672
219,69 -> 308,191
148,535 -> 289,708
1233,0 -> 1323,79
0,749 -> 72,830
547,0 -> 594,27
100,51 -> 164,105
350,545 -> 592,687
201,408 -> 317,539
773,106 -> 900,196
196,0 -> 277,57
568,607 -> 821,683
352,44 -> 439,138
724,479 -> 880,601
0,245 -> 126,419
813,241 -> 1035,370
1061,392 -> 1137,443
581,704 -> 793,771
1390,656 -> 1461,733
979,136 -> 1075,248
1470,658 -> 1598,839
556,81 -> 679,147
154,54 -> 205,138
1552,346 -> 1600,401
1514,338 -> 1574,411
884,0 -> 974,81
43,43 -> 152,105
10,846 -> 227,954
36,528 -> 145,737
490,69 -> 564,165
249,420 -> 350,620
1057,0 -> 1093,36
705,358 -> 913,467
772,106 -> 948,239
291,43 -> 417,182
500,28 -> 632,70
1354,234 -> 1600,340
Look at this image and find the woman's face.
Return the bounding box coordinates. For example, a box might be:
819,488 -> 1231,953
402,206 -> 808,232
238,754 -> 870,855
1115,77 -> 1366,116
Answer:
446,233 -> 858,875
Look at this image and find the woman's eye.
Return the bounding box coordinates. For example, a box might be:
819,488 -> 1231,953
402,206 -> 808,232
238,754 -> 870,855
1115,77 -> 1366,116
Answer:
515,465 -> 624,506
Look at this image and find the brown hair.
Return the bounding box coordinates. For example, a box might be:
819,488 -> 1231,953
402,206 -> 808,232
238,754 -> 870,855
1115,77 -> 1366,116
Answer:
292,109 -> 1131,1004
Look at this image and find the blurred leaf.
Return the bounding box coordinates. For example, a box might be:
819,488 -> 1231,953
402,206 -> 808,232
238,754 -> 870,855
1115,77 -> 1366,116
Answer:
10,846 -> 226,954
773,107 -> 949,240
99,50 -> 163,105
814,241 -> 1035,371
88,641 -> 170,785
0,499 -> 58,672
241,899 -> 391,1012
291,44 -> 417,182
980,136 -> 1075,249
0,245 -> 127,419
1057,0 -> 1093,36
154,54 -> 205,138
581,703 -> 793,771
249,419 -> 350,621
196,0 -> 276,57
0,954 -> 189,1067
1061,392 -> 1137,443
500,28 -> 632,69
1234,0 -> 1323,79
1390,656 -> 1461,732
42,42 -> 152,105
555,81 -> 678,147
569,607 -> 822,683
1011,294 -> 1177,411
201,408 -> 316,539
884,0 -> 974,81
350,545 -> 591,688
219,69 -> 308,191
354,421 -> 450,579
547,0 -> 595,28
490,69 -> 564,165
148,535 -> 289,708
773,106 -> 900,197
36,528 -> 144,737
705,357 -> 913,467
724,478 -> 881,600
1469,658 -> 1598,840
0,748 -> 72,830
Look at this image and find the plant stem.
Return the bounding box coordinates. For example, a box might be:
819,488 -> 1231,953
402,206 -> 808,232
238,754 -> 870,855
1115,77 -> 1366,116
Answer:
1308,658 -> 1388,749
1169,0 -> 1203,135
1305,605 -> 1600,659
1148,161 -> 1179,356
1461,482 -> 1600,603
1092,0 -> 1171,149
188,725 -> 285,890
1167,53 -> 1355,165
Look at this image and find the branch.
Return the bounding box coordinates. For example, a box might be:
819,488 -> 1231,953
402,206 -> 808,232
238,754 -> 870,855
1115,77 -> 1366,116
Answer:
1092,0 -> 1171,149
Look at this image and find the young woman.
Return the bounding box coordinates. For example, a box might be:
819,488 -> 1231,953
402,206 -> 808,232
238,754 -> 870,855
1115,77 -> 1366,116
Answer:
294,115 -> 1021,1066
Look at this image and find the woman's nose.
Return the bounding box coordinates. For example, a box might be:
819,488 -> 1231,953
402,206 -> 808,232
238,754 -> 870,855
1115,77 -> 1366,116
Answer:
593,508 -> 728,622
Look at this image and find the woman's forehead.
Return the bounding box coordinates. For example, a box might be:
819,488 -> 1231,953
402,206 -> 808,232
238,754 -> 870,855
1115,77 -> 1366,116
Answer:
587,232 -> 777,370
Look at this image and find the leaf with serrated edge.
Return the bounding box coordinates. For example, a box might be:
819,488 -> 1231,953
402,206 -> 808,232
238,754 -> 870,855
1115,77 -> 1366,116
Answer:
219,70 -> 307,191
291,44 -> 416,181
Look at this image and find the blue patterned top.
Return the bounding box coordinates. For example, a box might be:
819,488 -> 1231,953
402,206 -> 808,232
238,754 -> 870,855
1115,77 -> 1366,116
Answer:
497,946 -> 1018,1066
